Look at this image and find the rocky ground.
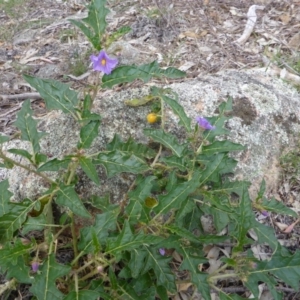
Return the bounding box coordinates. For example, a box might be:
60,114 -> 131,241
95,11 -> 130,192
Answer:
1,0 -> 300,299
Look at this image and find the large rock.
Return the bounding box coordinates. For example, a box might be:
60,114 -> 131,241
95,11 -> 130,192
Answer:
1,69 -> 300,203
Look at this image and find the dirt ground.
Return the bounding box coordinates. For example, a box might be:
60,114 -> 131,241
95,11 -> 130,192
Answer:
1,0 -> 300,299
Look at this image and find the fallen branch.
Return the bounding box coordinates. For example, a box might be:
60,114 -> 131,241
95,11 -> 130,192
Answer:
0,92 -> 41,102
262,56 -> 300,85
235,5 -> 265,45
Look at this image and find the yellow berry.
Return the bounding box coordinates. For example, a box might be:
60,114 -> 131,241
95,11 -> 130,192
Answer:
147,113 -> 158,124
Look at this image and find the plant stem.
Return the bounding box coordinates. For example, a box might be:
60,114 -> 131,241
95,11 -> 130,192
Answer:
0,150 -> 56,185
209,272 -> 238,282
70,212 -> 79,268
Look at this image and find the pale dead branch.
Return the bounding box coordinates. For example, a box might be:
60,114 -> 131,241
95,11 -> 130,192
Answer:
235,5 -> 265,45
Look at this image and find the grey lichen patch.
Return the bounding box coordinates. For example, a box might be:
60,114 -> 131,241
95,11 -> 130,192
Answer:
241,83 -> 281,114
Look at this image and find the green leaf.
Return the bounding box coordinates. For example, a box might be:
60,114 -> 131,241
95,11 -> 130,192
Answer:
166,225 -> 228,244
247,245 -> 300,298
0,199 -> 35,243
144,128 -> 187,157
179,247 -> 210,300
161,94 -> 192,132
0,179 -> 13,217
6,256 -> 32,284
88,194 -> 119,212
260,197 -> 298,218
69,0 -> 109,51
153,170 -> 201,218
106,221 -> 162,255
14,99 -> 44,155
125,176 -> 156,224
253,220 -> 278,251
156,286 -> 169,300
63,290 -> 100,300
175,198 -> 195,227
143,246 -> 176,292
78,120 -> 100,149
79,157 -> 100,185
56,184 -> 91,218
0,134 -> 9,143
160,155 -> 188,171
102,61 -> 186,88
96,150 -> 149,178
0,239 -> 32,270
231,184 -> 255,252
128,249 -> 148,278
202,141 -> 245,155
107,134 -> 156,159
30,254 -> 71,300
8,148 -> 33,162
22,214 -> 47,235
38,158 -> 72,172
78,209 -> 119,254
23,75 -> 79,117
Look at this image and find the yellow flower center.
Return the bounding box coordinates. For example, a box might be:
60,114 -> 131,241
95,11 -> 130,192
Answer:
101,59 -> 106,66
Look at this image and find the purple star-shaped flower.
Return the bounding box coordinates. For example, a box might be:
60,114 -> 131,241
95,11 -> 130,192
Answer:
196,116 -> 215,130
159,248 -> 166,256
31,261 -> 39,273
90,50 -> 118,75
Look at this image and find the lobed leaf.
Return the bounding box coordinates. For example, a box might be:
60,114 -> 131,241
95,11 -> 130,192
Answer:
125,176 -> 156,224
0,179 -> 13,217
106,221 -> 162,255
96,150 -> 149,178
179,246 -> 210,299
202,141 -> 245,155
78,120 -> 100,149
161,94 -> 192,132
14,99 -> 45,155
56,184 -> 91,218
23,75 -> 79,117
247,245 -> 300,298
153,170 -> 201,218
143,247 -> 176,293
30,254 -> 71,300
260,197 -> 298,218
69,0 -> 109,51
22,214 -> 47,235
144,128 -> 187,157
107,134 -> 156,159
78,209 -> 119,254
0,199 -> 35,243
79,156 -> 100,185
102,61 -> 186,88
38,157 -> 72,172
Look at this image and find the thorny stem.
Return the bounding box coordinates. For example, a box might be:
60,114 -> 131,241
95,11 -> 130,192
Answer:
70,212 -> 79,268
74,273 -> 79,294
0,150 -> 56,185
209,272 -> 238,282
66,160 -> 79,185
151,97 -> 165,167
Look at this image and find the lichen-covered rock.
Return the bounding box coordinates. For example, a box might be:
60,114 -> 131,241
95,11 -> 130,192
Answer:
1,69 -> 300,202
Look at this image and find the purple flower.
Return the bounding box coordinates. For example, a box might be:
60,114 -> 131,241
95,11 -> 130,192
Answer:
90,50 -> 118,74
261,210 -> 269,217
31,261 -> 39,273
159,248 -> 166,256
196,117 -> 215,130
